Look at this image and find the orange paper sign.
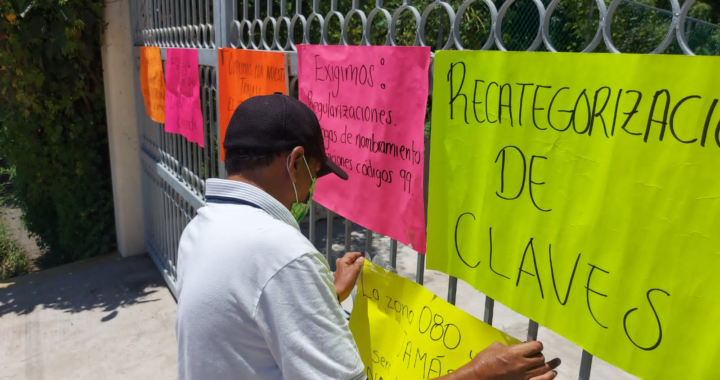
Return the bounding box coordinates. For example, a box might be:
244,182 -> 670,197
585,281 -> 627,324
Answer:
140,46 -> 166,124
218,49 -> 288,161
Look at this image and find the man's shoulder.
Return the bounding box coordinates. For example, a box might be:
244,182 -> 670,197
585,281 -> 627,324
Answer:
193,203 -> 314,253
177,204 -> 321,313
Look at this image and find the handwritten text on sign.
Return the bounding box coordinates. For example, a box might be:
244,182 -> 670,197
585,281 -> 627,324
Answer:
426,51 -> 720,380
218,49 -> 288,160
139,46 -> 166,124
298,45 -> 430,252
165,49 -> 204,147
349,260 -> 519,380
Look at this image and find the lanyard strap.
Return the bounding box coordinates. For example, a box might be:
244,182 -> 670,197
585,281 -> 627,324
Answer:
205,196 -> 262,210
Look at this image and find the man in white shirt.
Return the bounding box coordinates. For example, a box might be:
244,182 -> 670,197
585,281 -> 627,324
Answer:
176,94 -> 560,380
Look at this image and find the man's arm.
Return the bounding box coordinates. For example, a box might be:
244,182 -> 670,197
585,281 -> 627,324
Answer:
254,252 -> 365,380
441,341 -> 560,380
330,253 -> 561,380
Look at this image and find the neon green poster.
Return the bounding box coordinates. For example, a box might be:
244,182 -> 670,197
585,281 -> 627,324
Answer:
427,51 -> 720,380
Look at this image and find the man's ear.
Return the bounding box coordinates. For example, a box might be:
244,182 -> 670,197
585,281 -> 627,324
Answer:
287,146 -> 305,183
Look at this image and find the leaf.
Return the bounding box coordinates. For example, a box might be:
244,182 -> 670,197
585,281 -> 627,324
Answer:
24,14 -> 45,41
52,3 -> 76,22
28,45 -> 42,68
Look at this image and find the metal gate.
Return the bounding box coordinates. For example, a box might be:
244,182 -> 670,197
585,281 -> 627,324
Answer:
128,0 -> 718,378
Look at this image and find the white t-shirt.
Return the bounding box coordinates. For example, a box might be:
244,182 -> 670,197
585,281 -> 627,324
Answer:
176,179 -> 365,380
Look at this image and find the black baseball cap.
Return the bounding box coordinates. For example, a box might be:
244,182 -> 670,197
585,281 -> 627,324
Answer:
224,93 -> 348,180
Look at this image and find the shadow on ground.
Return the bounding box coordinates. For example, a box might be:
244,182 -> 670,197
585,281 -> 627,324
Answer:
0,253 -> 164,321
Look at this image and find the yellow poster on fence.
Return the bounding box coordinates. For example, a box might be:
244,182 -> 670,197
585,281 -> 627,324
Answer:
349,260 -> 519,379
427,51 -> 720,379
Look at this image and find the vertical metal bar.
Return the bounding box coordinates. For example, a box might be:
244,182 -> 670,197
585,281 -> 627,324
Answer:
326,209 -> 334,262
213,0 -> 224,48
309,201 -> 316,244
181,134 -> 187,182
192,0 -> 198,29
527,320 -> 539,341
170,0 -> 175,46
156,0 -> 161,32
198,0 -> 205,43
389,239 -> 398,268
415,253 -> 425,285
483,297 -> 495,325
202,67 -> 210,181
174,196 -> 181,275
210,67 -> 220,178
162,0 -> 168,46
179,136 -> 184,178
157,0 -> 163,45
173,134 -> 179,175
163,184 -> 172,267
174,197 -> 182,274
219,0 -> 233,47
175,198 -> 182,273
172,193 -> 180,272
280,0 -> 287,18
159,120 -> 165,164
579,350 -> 593,380
344,218 -> 352,253
178,0 -> 184,46
165,184 -> 172,268
169,0 -> 175,46
447,276 -> 457,305
170,0 -> 176,47
180,133 -> 185,179
193,81 -> 201,187
212,0 -> 224,176
180,0 -> 186,46
364,229 -> 373,254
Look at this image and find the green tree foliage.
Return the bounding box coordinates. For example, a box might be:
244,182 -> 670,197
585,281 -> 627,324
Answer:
0,0 -> 115,263
0,220 -> 29,280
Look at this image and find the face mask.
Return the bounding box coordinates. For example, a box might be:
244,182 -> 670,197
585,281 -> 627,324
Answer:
288,155 -> 316,222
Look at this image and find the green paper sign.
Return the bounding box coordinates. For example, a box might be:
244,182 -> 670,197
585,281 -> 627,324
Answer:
427,50 -> 720,380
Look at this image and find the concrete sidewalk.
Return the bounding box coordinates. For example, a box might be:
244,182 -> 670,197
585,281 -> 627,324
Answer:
0,253 -> 177,380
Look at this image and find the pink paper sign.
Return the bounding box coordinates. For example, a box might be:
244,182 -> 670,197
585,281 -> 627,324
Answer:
165,48 -> 205,147
298,45 -> 431,253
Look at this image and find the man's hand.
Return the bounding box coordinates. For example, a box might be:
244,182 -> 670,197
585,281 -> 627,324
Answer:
333,252 -> 365,302
446,341 -> 560,380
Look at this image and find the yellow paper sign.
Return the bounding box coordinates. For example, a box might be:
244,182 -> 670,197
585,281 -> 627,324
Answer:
350,260 -> 520,379
427,51 -> 720,380
139,46 -> 166,123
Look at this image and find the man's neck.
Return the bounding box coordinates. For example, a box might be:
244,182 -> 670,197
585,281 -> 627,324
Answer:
226,171 -> 292,210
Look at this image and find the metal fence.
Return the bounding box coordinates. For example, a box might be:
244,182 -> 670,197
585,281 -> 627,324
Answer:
129,0 -> 718,378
